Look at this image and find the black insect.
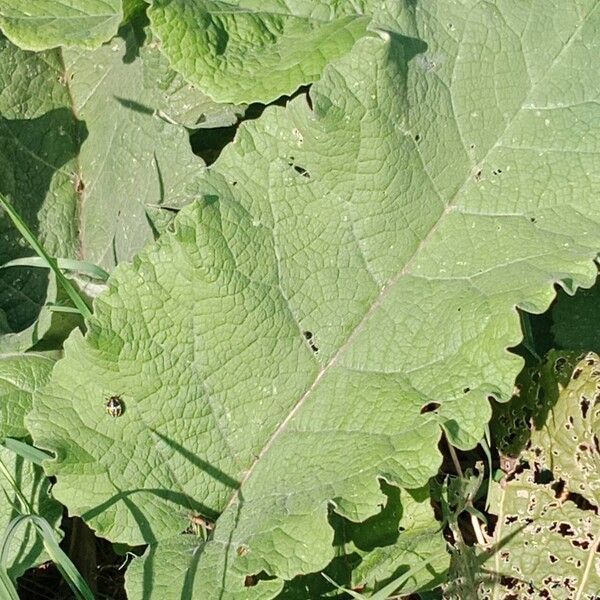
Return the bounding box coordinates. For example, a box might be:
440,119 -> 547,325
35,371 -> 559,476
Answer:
105,395 -> 124,417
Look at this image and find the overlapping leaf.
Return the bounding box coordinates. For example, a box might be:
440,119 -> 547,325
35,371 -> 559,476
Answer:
0,0 -> 123,51
0,36 -> 83,350
142,31 -> 245,130
147,0 -> 371,104
492,350 -> 584,456
27,1 -> 600,597
0,24 -> 213,347
62,27 -> 204,268
126,484 -> 449,599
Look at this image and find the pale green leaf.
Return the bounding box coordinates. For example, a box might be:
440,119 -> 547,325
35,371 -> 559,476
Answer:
125,535 -> 281,600
147,0 -> 371,104
0,353 -> 54,439
348,486 -> 449,595
0,0 -> 123,51
491,350 -> 584,457
0,448 -> 62,580
484,476 -> 600,599
28,1 -> 600,597
126,485 -> 448,599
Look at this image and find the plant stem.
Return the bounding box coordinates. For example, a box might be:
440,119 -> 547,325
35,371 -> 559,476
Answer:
446,438 -> 486,546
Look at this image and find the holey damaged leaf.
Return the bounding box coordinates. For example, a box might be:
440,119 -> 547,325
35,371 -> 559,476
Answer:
483,353 -> 600,599
28,1 -> 600,597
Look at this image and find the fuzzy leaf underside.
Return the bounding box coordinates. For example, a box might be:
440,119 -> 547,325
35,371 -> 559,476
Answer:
28,1 -> 600,597
147,0 -> 371,104
0,0 -> 123,51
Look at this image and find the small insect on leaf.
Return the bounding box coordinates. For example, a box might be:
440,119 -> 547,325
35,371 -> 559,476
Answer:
105,395 -> 124,417
189,514 -> 214,530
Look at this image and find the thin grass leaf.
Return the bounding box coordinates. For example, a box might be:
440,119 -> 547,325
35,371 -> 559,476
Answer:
46,304 -> 85,315
1,439 -> 52,467
1,256 -> 109,282
321,573 -> 367,599
0,515 -> 94,600
322,553 -> 443,600
0,194 -> 92,320
0,566 -> 19,600
32,516 -> 95,600
0,457 -> 32,514
481,427 -> 493,512
369,555 -> 443,600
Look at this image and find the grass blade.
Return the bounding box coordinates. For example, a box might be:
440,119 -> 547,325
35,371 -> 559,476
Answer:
0,456 -> 32,514
0,515 -> 94,600
369,555 -> 442,600
1,438 -> 52,466
0,194 -> 92,320
321,573 -> 366,599
1,256 -> 109,282
46,304 -> 84,314
0,566 -> 19,600
322,553 -> 443,600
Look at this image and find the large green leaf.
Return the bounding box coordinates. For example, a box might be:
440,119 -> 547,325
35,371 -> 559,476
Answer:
28,1 -> 600,597
62,27 -> 204,268
0,353 -> 54,439
0,0 -> 123,51
0,353 -> 59,579
483,352 -> 600,599
147,0 -> 371,104
0,26 -> 209,348
126,484 -> 449,599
